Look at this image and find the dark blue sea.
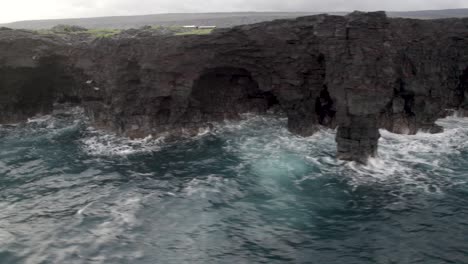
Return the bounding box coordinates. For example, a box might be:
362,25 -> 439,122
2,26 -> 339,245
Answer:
0,107 -> 467,264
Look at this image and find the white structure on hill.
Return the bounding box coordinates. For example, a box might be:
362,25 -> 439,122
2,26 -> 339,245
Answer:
182,25 -> 217,29
198,26 -> 217,29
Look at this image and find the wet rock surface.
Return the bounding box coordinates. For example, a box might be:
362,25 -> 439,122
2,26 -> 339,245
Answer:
1,12 -> 468,162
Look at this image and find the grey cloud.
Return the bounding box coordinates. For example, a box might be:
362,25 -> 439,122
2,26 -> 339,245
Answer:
2,0 -> 468,23
97,0 -> 468,13
64,0 -> 468,16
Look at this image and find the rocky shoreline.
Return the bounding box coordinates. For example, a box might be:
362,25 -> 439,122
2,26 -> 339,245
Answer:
1,11 -> 467,163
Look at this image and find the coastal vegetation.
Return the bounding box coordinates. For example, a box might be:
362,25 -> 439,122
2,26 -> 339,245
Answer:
33,24 -> 213,38
35,25 -> 121,38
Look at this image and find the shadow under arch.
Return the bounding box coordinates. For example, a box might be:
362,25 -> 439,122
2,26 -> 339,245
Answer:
456,67 -> 468,112
189,66 -> 279,122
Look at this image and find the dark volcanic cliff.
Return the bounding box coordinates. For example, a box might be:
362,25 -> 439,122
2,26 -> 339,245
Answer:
1,12 -> 468,163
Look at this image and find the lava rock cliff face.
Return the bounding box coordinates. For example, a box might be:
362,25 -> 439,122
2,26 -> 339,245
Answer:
1,12 -> 468,163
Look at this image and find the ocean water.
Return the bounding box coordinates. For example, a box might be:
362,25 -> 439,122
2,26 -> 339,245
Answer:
0,108 -> 467,264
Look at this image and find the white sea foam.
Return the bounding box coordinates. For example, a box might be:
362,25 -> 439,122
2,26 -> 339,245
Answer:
342,116 -> 468,192
212,114 -> 468,194
27,114 -> 53,124
81,127 -> 165,156
26,107 -> 84,126
183,175 -> 237,197
18,187 -> 146,264
80,112 -> 468,195
3,111 -> 468,263
76,201 -> 94,215
52,192 -> 144,263
212,115 -> 338,192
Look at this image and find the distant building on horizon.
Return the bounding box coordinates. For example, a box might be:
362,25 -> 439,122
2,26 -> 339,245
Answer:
198,26 -> 217,29
183,25 -> 217,29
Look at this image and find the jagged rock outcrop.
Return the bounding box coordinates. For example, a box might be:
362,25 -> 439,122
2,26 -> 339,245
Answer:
1,12 -> 468,163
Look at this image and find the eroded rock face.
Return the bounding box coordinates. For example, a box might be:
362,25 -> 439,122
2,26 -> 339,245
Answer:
0,28 -> 84,123
1,12 -> 468,162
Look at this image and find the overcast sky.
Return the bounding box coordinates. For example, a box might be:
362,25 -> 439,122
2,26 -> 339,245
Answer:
1,0 -> 468,23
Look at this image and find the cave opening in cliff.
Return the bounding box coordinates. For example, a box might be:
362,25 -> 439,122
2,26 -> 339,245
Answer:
315,85 -> 336,126
191,67 -> 279,121
457,67 -> 468,110
0,56 -> 82,123
396,78 -> 415,116
313,54 -> 335,128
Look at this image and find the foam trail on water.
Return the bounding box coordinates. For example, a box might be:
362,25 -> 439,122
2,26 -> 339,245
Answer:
81,127 -> 165,156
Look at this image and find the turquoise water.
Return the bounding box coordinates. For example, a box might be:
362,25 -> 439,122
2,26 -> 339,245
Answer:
0,108 -> 467,264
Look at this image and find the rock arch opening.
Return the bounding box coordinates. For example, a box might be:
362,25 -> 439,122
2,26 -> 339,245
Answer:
0,56 -> 83,124
190,67 -> 279,122
457,67 -> 468,114
312,54 -> 335,128
315,85 -> 336,127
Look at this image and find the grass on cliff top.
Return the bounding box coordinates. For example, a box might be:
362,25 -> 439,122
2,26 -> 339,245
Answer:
85,28 -> 121,38
175,28 -> 214,36
34,24 -> 213,38
149,25 -> 214,35
35,25 -> 121,38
